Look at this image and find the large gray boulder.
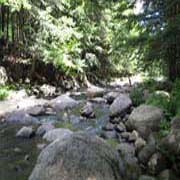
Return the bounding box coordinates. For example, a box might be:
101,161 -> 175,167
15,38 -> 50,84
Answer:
6,111 -> 40,125
43,128 -> 73,142
27,105 -> 46,116
126,105 -> 164,139
29,133 -> 122,180
110,94 -> 132,117
50,95 -> 79,112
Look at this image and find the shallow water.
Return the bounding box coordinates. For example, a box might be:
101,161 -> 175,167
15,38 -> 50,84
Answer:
0,100 -> 110,180
0,124 -> 44,180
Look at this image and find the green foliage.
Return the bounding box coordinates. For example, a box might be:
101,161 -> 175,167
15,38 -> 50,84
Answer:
0,86 -> 10,100
108,1 -> 145,77
2,0 -> 179,81
169,80 -> 180,117
140,0 -> 180,80
7,0 -> 31,11
130,86 -> 145,106
145,92 -> 170,112
159,119 -> 170,138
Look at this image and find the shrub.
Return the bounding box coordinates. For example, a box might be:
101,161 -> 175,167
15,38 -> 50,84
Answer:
159,119 -> 170,138
130,86 -> 145,106
0,86 -> 9,100
145,91 -> 171,118
145,91 -> 170,109
169,80 -> 180,117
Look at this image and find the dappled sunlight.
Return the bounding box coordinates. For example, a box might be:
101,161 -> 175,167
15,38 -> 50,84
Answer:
0,96 -> 47,116
134,0 -> 144,15
109,74 -> 143,87
0,0 -> 180,179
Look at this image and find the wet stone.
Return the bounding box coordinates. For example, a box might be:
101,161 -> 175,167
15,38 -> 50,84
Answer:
115,122 -> 126,133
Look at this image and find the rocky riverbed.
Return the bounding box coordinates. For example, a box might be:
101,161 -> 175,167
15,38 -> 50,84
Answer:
0,83 -> 179,180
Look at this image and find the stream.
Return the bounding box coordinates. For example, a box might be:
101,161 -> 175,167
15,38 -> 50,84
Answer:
0,92 -> 110,180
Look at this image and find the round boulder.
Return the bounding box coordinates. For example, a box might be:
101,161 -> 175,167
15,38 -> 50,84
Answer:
29,133 -> 122,180
126,105 -> 164,139
16,126 -> 34,138
110,94 -> 132,117
50,95 -> 79,112
43,128 -> 73,142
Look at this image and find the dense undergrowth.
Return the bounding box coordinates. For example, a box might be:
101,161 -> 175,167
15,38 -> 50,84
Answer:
130,78 -> 180,138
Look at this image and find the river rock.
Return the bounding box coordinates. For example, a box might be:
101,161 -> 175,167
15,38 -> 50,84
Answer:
86,86 -> 105,98
128,130 -> 139,142
43,128 -> 73,142
101,130 -> 117,139
104,91 -> 120,104
117,143 -> 140,180
138,143 -> 156,165
29,133 -> 122,180
103,122 -> 115,131
27,105 -> 46,116
160,128 -> 180,155
39,84 -> 56,97
115,122 -> 126,133
148,153 -> 166,175
110,94 -> 132,117
110,117 -> 122,124
121,132 -> 131,140
69,115 -> 80,125
120,156 -> 141,180
37,144 -> 46,150
14,147 -> 22,153
16,126 -> 34,138
50,95 -> 79,112
126,105 -> 164,139
135,137 -> 146,152
81,102 -> 95,118
6,111 -> 39,125
36,123 -> 55,136
117,143 -> 135,158
8,89 -> 28,100
89,97 -> 107,104
158,169 -> 173,180
139,175 -> 156,180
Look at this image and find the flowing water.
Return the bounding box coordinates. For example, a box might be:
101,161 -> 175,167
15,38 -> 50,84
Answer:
0,97 -> 110,180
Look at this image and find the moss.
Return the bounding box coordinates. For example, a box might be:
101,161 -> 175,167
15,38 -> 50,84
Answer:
105,139 -> 118,149
55,122 -> 79,132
